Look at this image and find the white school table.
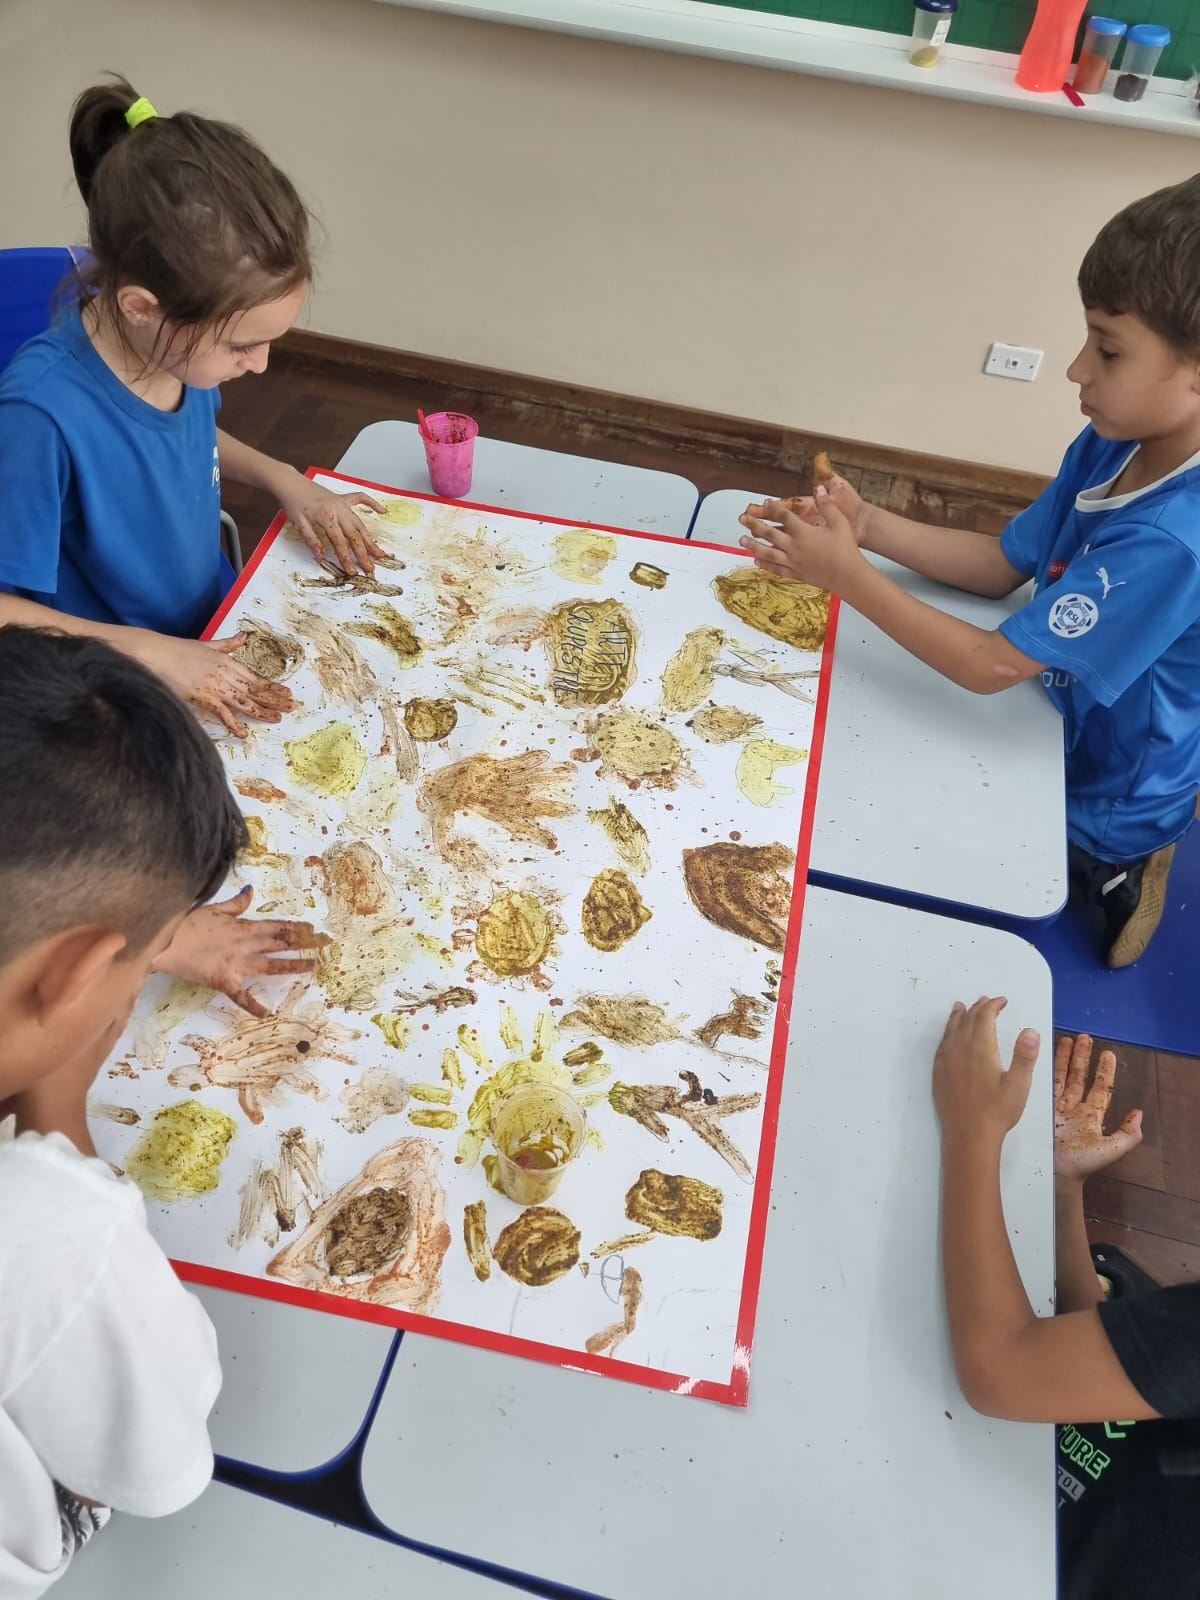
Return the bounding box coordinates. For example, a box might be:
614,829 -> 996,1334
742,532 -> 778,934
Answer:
358,888 -> 1057,1600
691,489 -> 1067,923
336,419 -> 700,536
193,1283 -> 396,1471
52,1482 -> 504,1600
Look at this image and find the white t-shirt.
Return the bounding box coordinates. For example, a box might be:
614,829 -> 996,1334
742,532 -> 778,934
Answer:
0,1132 -> 221,1597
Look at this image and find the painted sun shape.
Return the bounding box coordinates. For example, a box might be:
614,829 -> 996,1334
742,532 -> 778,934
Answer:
451,886 -> 565,990
454,1006 -> 608,1171
169,982 -> 361,1125
575,708 -> 694,792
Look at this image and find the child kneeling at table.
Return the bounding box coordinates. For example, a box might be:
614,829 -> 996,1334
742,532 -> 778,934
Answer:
934,998 -> 1200,1599
0,625 -> 316,1596
741,175 -> 1200,969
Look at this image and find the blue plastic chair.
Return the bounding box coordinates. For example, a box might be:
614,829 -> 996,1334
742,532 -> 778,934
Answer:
0,245 -> 243,580
0,247 -> 81,373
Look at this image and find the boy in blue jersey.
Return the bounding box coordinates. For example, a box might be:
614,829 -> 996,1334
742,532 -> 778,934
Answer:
740,175 -> 1200,966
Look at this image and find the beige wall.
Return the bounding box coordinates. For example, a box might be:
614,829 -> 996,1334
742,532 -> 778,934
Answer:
2,0 -> 1195,473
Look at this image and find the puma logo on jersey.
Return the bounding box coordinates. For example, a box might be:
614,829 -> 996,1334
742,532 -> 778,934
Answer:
211,445 -> 221,490
1096,566 -> 1124,600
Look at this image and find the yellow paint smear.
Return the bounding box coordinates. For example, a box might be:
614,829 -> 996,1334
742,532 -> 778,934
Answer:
371,1013 -> 412,1050
735,739 -> 809,806
550,529 -> 617,584
126,1101 -> 237,1203
285,722 -> 367,797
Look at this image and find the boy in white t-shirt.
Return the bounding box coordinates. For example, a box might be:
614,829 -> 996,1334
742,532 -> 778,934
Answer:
0,626 -> 255,1596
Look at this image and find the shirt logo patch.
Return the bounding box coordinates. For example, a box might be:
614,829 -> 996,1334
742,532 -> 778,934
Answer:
1048,560 -> 1068,581
211,445 -> 221,490
1096,566 -> 1125,600
1048,593 -> 1099,640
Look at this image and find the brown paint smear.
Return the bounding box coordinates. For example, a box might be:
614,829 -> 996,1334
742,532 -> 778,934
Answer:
347,603 -> 423,666
581,869 -> 652,953
463,1198 -> 492,1282
233,619 -> 304,681
404,698 -> 458,741
561,994 -> 680,1047
326,1187 -> 414,1277
170,983 -> 360,1124
420,751 -> 575,864
629,563 -> 667,590
231,1126 -> 327,1249
712,569 -> 830,652
682,841 -> 795,951
492,1205 -> 582,1286
585,1265 -> 643,1356
296,556 -> 407,596
587,797 -> 651,875
235,776 -> 290,805
689,705 -> 763,745
267,1138 -> 451,1315
336,1065 -> 412,1134
625,1169 -> 724,1240
696,992 -> 771,1050
609,1078 -> 762,1181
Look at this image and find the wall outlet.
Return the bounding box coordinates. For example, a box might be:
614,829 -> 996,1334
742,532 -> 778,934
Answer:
984,342 -> 1043,382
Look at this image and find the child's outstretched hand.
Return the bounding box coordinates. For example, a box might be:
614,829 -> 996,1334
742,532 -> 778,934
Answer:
151,887 -> 332,1017
738,485 -> 862,592
281,479 -> 387,577
933,996 -> 1041,1144
1054,1034 -> 1143,1180
134,632 -> 295,739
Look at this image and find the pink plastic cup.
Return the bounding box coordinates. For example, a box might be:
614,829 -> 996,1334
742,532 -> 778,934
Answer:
421,411 -> 478,498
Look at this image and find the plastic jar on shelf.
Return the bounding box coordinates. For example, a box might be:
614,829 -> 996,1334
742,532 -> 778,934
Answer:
1114,24 -> 1171,102
909,0 -> 958,68
1072,17 -> 1127,94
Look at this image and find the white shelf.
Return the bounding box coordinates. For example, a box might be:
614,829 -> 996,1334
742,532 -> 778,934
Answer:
374,0 -> 1199,137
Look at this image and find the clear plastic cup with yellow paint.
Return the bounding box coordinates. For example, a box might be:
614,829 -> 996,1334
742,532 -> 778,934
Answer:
491,1084 -> 585,1206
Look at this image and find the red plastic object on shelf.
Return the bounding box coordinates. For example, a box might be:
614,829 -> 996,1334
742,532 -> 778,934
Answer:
1016,0 -> 1089,91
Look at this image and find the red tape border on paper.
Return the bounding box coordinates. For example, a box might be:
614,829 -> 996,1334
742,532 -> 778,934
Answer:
195,466 -> 841,1407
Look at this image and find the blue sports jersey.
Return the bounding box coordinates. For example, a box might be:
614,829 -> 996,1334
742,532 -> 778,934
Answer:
1000,426 -> 1200,863
0,302 -> 222,637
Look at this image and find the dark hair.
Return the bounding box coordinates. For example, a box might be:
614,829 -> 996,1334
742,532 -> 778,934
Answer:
0,627 -> 247,964
69,74 -> 312,360
1079,175 -> 1200,358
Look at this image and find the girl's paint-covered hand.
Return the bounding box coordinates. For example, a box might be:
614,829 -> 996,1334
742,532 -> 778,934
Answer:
282,480 -> 388,577
737,485 -> 862,591
1053,1033 -> 1143,1180
933,996 -> 1041,1145
151,887 -> 332,1017
135,632 -> 296,739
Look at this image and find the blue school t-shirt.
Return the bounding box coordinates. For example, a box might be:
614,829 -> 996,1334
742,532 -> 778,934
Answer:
999,427 -> 1200,863
0,303 -> 222,637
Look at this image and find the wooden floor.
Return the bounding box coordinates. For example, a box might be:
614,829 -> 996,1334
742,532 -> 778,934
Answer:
219,344 -> 1199,1290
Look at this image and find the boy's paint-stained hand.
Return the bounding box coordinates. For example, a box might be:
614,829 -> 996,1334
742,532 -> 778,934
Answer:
1053,1033 -> 1143,1180
933,996 -> 1041,1145
282,480 -> 387,577
737,485 -> 862,591
151,886 -> 332,1017
132,632 -> 296,739
189,634 -> 296,737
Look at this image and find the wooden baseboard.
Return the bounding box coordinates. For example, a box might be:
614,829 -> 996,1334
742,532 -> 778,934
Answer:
279,328 -> 1049,520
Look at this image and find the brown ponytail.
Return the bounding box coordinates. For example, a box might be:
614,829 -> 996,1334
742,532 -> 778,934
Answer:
68,76 -> 140,207
67,73 -> 312,355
